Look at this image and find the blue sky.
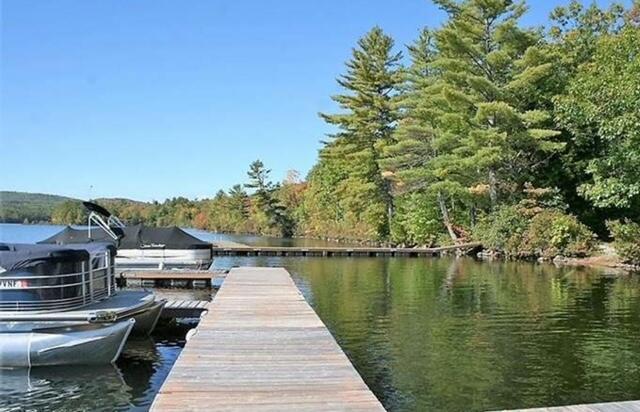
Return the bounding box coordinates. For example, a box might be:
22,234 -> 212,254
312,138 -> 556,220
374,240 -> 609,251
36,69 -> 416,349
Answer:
0,0 -> 626,201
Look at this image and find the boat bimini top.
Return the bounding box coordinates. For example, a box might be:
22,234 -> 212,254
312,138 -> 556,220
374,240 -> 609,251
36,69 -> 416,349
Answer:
40,201 -> 211,251
0,242 -> 116,313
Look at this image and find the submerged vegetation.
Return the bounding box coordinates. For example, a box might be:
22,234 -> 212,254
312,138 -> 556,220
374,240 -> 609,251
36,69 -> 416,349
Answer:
6,0 -> 639,261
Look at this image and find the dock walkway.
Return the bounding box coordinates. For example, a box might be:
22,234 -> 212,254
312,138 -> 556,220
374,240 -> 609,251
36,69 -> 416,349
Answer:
151,266 -> 385,411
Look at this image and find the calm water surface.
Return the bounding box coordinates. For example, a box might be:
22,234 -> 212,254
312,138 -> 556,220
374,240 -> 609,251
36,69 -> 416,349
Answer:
2,224 -> 640,411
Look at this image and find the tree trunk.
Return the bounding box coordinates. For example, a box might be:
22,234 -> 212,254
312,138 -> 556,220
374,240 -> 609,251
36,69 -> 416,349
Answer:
488,169 -> 498,207
385,180 -> 394,233
438,191 -> 458,243
470,204 -> 477,228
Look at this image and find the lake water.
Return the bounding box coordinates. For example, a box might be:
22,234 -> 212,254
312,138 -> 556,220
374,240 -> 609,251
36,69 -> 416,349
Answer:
2,224 -> 640,411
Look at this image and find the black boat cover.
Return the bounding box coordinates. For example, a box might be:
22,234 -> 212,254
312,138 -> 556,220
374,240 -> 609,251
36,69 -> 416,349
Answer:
0,243 -> 114,273
40,225 -> 211,250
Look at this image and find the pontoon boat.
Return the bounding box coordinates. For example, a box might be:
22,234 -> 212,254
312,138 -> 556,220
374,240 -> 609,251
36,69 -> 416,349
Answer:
0,243 -> 165,367
41,202 -> 214,271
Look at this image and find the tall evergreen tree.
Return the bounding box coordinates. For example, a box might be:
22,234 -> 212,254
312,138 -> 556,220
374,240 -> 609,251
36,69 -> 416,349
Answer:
228,184 -> 249,218
382,0 -> 565,243
245,160 -> 293,237
383,28 -> 438,190
381,29 -> 458,242
434,0 -> 563,203
315,26 -> 403,239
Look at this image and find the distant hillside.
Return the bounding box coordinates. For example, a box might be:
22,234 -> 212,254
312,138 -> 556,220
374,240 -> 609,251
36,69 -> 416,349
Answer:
0,191 -> 155,224
0,191 -> 77,223
94,197 -> 148,207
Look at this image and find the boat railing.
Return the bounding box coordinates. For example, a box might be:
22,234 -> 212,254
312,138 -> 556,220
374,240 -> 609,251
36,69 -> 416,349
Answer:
0,250 -> 117,313
88,211 -> 124,241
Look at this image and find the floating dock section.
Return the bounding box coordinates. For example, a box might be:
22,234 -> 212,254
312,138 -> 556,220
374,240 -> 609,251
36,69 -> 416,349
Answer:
501,400 -> 640,411
117,269 -> 227,288
151,267 -> 385,411
160,300 -> 209,318
210,242 -> 481,257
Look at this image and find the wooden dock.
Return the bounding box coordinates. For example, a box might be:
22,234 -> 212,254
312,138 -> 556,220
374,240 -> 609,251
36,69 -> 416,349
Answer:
151,267 -> 385,411
210,242 -> 481,257
118,269 -> 228,288
501,400 -> 640,411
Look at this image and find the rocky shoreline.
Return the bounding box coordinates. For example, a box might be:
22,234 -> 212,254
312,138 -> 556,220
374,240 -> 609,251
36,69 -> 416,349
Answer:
477,245 -> 639,274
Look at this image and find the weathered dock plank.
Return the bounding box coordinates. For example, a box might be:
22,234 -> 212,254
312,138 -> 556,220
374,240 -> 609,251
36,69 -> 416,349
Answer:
117,269 -> 229,288
151,267 -> 385,411
211,239 -> 253,249
120,270 -> 213,280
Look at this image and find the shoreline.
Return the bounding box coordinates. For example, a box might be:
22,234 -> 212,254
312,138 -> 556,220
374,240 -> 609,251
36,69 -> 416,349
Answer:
551,254 -> 640,274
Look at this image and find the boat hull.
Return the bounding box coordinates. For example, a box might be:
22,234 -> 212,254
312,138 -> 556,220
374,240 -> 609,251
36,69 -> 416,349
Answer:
115,248 -> 213,270
36,290 -> 166,336
119,296 -> 165,336
0,318 -> 135,368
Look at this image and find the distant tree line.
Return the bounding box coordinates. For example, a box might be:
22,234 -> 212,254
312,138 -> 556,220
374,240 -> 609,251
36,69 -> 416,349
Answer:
47,160 -> 305,239
0,191 -> 74,224
14,0 -> 640,264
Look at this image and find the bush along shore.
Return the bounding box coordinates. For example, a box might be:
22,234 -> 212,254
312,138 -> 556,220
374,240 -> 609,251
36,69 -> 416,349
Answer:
15,1 -> 640,271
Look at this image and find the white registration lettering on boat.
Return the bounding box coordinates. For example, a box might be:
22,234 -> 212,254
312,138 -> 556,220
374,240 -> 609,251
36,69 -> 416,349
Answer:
0,280 -> 25,289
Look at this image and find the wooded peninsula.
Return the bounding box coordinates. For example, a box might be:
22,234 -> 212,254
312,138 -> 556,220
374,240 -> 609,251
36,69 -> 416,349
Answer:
5,0 -> 639,265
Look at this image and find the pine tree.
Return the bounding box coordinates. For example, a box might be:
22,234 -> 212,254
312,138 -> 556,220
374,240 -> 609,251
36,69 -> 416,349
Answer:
438,0 -> 562,199
381,1 -> 566,243
245,160 -> 293,237
383,28 -> 438,191
228,184 -> 249,218
381,29 -> 458,242
316,26 -> 403,239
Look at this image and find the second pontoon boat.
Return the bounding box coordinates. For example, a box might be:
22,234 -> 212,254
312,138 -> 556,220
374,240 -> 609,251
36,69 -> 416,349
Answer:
40,202 -> 214,271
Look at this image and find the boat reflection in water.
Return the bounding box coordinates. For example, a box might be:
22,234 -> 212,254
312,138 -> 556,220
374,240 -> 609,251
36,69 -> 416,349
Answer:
0,334 -> 187,411
1,365 -> 131,410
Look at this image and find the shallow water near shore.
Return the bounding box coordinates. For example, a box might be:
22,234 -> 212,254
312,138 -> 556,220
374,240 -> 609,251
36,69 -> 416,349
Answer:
2,224 -> 640,411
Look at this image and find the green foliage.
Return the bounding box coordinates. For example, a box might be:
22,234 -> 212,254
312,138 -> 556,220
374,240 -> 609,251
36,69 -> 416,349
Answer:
245,160 -> 294,237
607,220 -> 640,265
51,201 -> 87,225
475,206 -> 595,258
521,210 -> 595,258
475,186 -> 593,258
474,205 -> 529,256
541,1 -> 636,235
555,27 -> 640,209
206,187 -> 251,233
0,191 -> 74,223
381,0 -> 567,245
96,198 -> 151,225
549,0 -> 627,69
391,192 -> 443,246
